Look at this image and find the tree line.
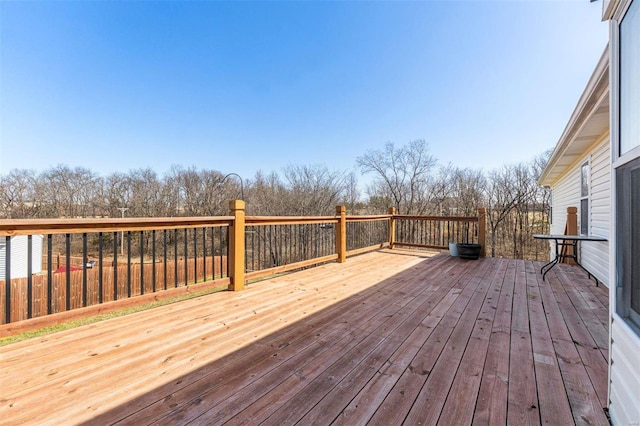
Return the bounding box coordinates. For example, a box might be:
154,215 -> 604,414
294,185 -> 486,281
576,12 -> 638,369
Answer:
0,140 -> 551,260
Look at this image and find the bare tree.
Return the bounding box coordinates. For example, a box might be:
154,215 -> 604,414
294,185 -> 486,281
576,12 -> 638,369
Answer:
357,140 -> 437,214
104,172 -> 133,218
485,165 -> 529,257
129,169 -> 166,217
0,169 -> 39,218
451,168 -> 486,217
245,171 -> 287,216
36,165 -> 101,218
342,171 -> 361,213
282,164 -> 350,215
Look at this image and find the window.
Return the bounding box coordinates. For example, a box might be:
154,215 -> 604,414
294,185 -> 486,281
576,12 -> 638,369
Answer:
616,158 -> 640,330
549,188 -> 553,225
616,0 -> 640,335
620,0 -> 640,155
580,162 -> 589,235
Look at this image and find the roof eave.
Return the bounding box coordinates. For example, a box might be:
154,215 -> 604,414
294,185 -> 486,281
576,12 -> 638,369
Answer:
538,45 -> 610,187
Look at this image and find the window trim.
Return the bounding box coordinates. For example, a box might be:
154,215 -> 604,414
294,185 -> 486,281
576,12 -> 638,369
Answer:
549,188 -> 553,225
613,0 -> 640,336
615,157 -> 640,332
618,0 -> 640,157
580,160 -> 590,235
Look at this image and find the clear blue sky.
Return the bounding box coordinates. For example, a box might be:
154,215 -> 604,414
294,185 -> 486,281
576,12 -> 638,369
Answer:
0,0 -> 608,181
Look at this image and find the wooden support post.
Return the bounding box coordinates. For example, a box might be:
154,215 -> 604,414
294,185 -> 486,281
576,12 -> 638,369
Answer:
478,207 -> 486,257
228,200 -> 245,291
563,206 -> 578,264
336,205 -> 346,263
566,206 -> 578,235
388,207 -> 396,249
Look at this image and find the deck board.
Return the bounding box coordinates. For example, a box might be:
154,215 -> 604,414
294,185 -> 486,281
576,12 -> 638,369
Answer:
0,249 -> 610,425
525,261 -> 575,425
507,260 -> 541,425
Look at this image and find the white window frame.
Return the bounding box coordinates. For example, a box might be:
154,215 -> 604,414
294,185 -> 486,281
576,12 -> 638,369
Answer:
612,0 -> 640,335
580,160 -> 590,236
549,188 -> 553,225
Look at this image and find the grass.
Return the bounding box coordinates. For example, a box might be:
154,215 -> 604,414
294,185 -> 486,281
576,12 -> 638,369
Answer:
0,285 -> 228,347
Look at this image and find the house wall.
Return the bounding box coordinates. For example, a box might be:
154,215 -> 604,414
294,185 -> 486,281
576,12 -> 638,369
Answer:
609,0 -> 640,423
550,135 -> 610,286
609,317 -> 640,424
0,235 -> 44,281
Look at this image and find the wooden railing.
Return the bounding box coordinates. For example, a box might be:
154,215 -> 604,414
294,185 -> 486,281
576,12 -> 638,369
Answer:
0,217 -> 232,329
393,207 -> 486,256
0,203 -> 485,330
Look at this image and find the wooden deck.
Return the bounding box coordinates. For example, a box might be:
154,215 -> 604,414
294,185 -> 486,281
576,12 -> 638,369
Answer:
0,249 -> 610,425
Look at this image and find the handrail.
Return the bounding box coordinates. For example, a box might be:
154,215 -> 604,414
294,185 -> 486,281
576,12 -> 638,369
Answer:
394,215 -> 478,222
345,214 -> 391,222
0,217 -> 234,236
246,216 -> 338,226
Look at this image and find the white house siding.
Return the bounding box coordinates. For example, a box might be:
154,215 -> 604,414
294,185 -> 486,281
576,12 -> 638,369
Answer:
0,235 -> 44,281
549,136 -> 610,286
609,317 -> 640,425
581,137 -> 610,284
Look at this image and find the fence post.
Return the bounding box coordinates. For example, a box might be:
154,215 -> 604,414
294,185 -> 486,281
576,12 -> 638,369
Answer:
478,207 -> 486,257
229,200 -> 246,291
388,207 -> 396,249
336,205 -> 347,263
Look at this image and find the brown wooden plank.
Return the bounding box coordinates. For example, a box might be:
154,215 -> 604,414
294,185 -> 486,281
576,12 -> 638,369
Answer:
564,265 -> 609,324
336,289 -> 461,426
225,256 -> 469,425
0,250 -> 429,424
105,260 -> 436,425
0,253 -> 611,425
553,339 -> 610,425
547,266 -> 609,408
560,265 -> 609,344
525,261 -> 574,425
115,253 -> 448,425
334,258 -> 476,425
506,260 -> 540,425
0,278 -> 282,388
5,262 -> 402,394
436,258 -> 509,424
472,259 -> 516,425
0,250 -> 369,356
365,258 -> 492,425
0,275 -> 231,337
537,264 -> 609,425
298,258 -> 478,425
402,258 -> 500,425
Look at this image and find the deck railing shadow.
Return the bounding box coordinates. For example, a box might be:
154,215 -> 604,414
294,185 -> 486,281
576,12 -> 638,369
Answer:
78,251 -> 480,425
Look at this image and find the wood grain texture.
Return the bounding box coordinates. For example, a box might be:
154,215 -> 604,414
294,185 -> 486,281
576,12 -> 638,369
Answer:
0,250 -> 609,425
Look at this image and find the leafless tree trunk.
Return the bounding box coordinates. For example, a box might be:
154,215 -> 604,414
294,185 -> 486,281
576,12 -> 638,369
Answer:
357,140 -> 437,214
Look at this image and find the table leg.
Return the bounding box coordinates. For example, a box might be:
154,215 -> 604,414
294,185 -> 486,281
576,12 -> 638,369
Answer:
540,257 -> 559,281
574,258 -> 600,286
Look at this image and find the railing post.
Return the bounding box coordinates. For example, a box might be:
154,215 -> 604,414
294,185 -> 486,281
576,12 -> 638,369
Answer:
336,205 -> 346,263
229,200 -> 246,291
388,207 -> 396,249
478,207 -> 486,257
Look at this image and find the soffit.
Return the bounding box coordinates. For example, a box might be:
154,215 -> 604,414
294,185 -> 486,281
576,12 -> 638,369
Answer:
539,48 -> 610,186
